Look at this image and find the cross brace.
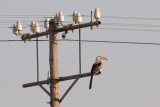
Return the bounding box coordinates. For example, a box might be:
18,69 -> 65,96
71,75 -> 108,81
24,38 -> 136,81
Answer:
59,76 -> 80,103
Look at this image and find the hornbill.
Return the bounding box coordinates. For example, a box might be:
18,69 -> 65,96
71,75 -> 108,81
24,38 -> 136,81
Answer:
89,56 -> 108,89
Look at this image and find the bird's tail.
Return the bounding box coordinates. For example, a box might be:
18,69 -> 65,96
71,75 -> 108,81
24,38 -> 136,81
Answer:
89,75 -> 93,89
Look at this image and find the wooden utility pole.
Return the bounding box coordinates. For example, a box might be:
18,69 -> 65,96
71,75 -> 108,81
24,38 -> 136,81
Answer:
49,21 -> 59,107
20,18 -> 101,107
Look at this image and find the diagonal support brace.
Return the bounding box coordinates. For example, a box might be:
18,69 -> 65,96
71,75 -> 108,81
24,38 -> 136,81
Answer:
59,76 -> 80,103
38,82 -> 51,97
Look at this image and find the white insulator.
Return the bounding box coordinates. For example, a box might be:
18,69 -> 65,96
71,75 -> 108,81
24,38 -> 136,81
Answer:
44,18 -> 50,29
54,13 -> 59,24
30,21 -> 35,32
35,22 -> 40,33
45,18 -> 50,22
58,11 -> 64,22
76,12 -> 82,23
13,24 -> 18,34
94,8 -> 101,19
73,11 -> 77,22
16,20 -> 22,31
56,13 -> 59,17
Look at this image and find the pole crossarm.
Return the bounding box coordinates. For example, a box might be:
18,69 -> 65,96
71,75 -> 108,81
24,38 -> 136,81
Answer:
59,72 -> 100,81
21,31 -> 50,40
53,21 -> 101,33
22,72 -> 100,88
23,79 -> 50,88
21,21 -> 101,40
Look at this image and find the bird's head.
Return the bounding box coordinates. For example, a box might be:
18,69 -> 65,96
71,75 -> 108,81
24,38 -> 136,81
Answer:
96,56 -> 108,62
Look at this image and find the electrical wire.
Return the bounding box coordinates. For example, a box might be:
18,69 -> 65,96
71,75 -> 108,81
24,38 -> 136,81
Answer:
0,27 -> 10,28
78,25 -> 82,74
101,16 -> 160,20
102,23 -> 160,28
0,15 -> 52,16
1,14 -> 160,20
0,15 -> 71,19
1,39 -> 160,46
0,15 -> 51,19
94,27 -> 160,32
0,17 -> 46,18
36,36 -> 39,82
82,15 -> 160,20
2,22 -> 160,28
2,25 -> 160,33
0,40 -> 23,42
60,39 -> 160,45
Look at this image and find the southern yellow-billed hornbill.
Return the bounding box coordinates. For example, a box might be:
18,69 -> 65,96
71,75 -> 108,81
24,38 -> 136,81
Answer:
89,56 -> 108,89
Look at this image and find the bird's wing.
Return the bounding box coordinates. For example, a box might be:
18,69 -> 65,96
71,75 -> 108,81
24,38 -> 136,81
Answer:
89,62 -> 102,89
91,62 -> 102,75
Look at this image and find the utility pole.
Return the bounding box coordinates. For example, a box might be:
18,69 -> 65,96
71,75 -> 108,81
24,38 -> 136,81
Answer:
13,8 -> 101,107
49,21 -> 59,107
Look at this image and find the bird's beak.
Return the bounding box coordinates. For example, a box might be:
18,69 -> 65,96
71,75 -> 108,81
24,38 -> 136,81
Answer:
101,57 -> 108,61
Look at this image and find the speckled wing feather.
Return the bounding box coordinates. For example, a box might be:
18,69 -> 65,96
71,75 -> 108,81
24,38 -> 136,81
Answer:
89,62 -> 102,89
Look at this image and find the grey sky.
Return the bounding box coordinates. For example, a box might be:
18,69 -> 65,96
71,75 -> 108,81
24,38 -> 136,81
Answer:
0,0 -> 160,107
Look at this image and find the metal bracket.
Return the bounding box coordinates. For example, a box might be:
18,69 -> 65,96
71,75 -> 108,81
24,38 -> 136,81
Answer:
38,82 -> 51,97
59,76 -> 80,103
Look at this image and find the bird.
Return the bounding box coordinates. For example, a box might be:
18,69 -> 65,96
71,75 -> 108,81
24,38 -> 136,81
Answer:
89,56 -> 108,89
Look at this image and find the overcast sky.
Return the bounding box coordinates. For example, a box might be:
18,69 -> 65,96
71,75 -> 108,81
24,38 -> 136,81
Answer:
0,0 -> 160,107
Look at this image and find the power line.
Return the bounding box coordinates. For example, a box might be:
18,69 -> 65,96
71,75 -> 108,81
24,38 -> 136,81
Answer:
3,25 -> 160,32
0,15 -> 52,16
102,23 -> 160,28
1,14 -> 160,20
0,40 -> 24,42
3,22 -> 160,26
0,17 -> 47,18
1,39 -> 160,46
2,22 -> 160,28
94,27 -> 160,32
101,16 -> 160,20
2,26 -> 160,33
0,27 -> 10,28
0,15 -> 52,19
60,39 -> 160,45
81,15 -> 160,20
0,15 -> 71,19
